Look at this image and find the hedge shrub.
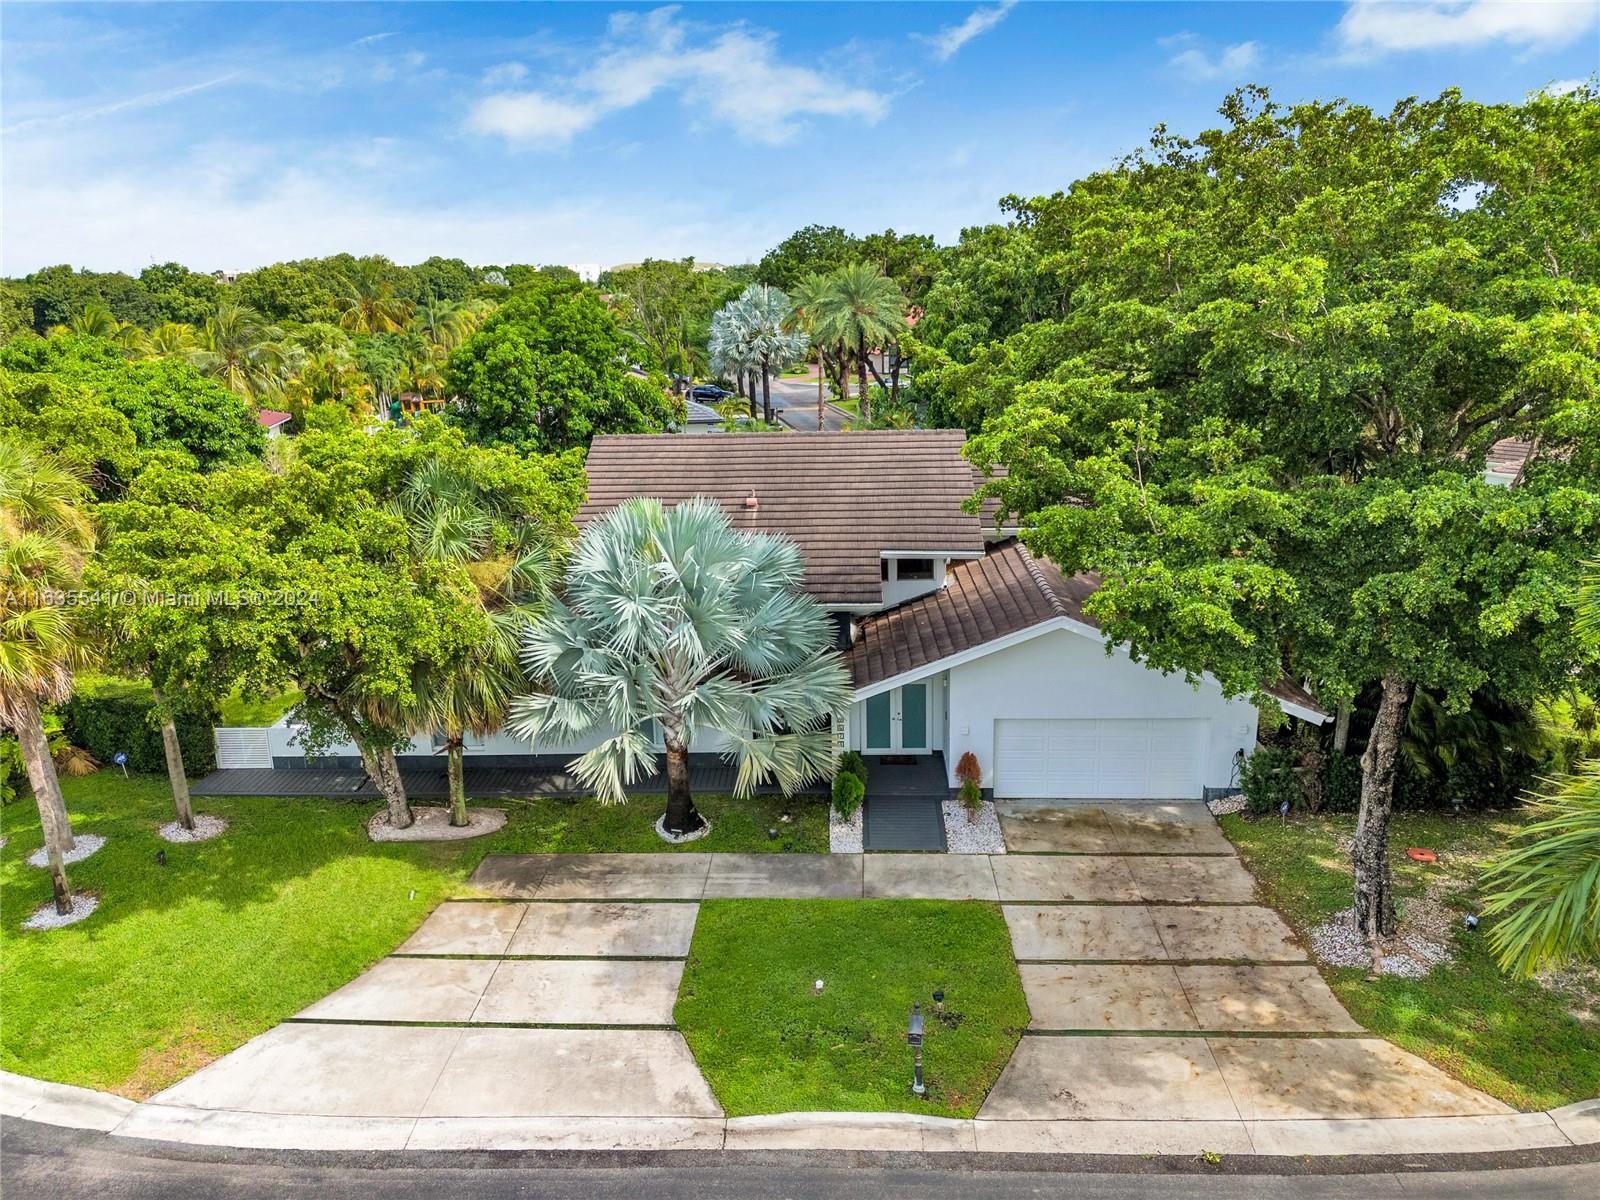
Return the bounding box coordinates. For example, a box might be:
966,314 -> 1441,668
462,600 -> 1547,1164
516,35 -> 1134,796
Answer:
838,750 -> 868,784
832,770 -> 865,819
1320,752 -> 1362,813
60,678 -> 216,777
1240,744 -> 1301,816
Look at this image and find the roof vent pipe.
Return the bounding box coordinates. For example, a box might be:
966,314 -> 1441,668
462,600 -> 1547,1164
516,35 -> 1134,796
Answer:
744,490 -> 759,510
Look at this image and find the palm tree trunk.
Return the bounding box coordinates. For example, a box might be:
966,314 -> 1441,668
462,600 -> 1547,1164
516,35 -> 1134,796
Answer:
816,350 -> 826,429
447,739 -> 467,827
360,743 -> 412,829
12,691 -> 74,854
857,357 -> 871,425
153,689 -> 194,831
1352,675 -> 1413,941
660,733 -> 703,836
761,364 -> 772,423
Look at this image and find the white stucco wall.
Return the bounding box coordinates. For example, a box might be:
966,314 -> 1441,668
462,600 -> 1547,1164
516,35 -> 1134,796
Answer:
880,556 -> 948,607
943,627 -> 1259,792
265,719 -> 734,762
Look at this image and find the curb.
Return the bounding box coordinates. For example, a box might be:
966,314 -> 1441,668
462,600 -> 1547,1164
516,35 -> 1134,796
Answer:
5,1071 -> 1597,1158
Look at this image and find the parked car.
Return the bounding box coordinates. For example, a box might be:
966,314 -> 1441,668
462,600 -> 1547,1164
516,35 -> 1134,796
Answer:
690,384 -> 734,402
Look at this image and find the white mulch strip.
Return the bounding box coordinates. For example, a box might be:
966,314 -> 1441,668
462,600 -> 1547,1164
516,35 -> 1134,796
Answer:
1207,793 -> 1248,817
21,893 -> 99,930
1310,897 -> 1458,979
367,806 -> 507,843
943,798 -> 1006,854
26,833 -> 106,869
654,814 -> 713,844
829,806 -> 863,854
158,814 -> 229,844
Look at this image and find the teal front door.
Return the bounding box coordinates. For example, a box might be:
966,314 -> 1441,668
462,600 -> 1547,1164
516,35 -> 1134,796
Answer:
864,683 -> 929,752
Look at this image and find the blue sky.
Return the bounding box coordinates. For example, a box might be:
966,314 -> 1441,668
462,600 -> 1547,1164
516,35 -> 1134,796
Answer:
3,1 -> 1596,274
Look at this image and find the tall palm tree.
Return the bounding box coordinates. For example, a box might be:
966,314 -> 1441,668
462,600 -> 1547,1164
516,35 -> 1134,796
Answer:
336,260 -> 413,334
0,440 -> 95,914
1482,565 -> 1600,976
61,302 -> 121,339
135,321 -> 200,360
410,298 -> 482,352
809,264 -> 906,425
710,287 -> 808,422
509,497 -> 850,838
708,306 -> 762,418
189,300 -> 287,399
786,273 -> 839,429
397,461 -> 553,825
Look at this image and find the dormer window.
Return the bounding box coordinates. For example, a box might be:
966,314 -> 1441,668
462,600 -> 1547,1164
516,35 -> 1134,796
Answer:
897,558 -> 934,581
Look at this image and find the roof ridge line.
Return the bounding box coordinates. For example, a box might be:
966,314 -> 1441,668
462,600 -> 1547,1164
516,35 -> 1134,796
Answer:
1014,541 -> 1069,619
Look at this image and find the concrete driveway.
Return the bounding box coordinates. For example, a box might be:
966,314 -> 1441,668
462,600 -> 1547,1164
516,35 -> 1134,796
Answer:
979,801 -> 1509,1150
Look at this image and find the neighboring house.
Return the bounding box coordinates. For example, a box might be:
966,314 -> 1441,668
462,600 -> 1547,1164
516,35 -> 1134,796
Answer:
680,398 -> 724,433
218,429 -> 1326,798
1485,438 -> 1532,487
257,409 -> 293,439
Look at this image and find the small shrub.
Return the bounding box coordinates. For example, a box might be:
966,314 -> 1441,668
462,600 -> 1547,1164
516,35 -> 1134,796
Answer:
1240,744 -> 1302,816
958,777 -> 983,823
1321,752 -> 1362,813
832,770 -> 865,819
955,750 -> 982,786
60,678 -> 217,777
838,750 -> 868,783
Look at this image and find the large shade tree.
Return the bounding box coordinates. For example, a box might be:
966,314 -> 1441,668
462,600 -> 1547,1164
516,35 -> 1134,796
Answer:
509,498 -> 851,837
0,439 -> 94,912
445,274 -> 675,453
940,85 -> 1600,940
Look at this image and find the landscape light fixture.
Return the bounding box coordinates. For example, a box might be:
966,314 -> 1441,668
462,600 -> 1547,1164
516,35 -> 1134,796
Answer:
907,1002 -> 926,1096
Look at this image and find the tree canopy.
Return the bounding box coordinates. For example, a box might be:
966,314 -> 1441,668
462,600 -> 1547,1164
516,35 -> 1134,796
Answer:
445,274 -> 675,453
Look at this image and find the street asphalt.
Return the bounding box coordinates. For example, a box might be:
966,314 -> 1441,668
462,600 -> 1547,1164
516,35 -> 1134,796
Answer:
7,1118 -> 1600,1200
771,376 -> 851,431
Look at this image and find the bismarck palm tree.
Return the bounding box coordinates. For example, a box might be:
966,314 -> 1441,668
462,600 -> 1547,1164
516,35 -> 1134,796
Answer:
398,460 -> 553,826
1482,565 -> 1600,976
337,260 -> 414,334
189,300 -> 287,399
509,498 -> 850,838
810,264 -> 906,425
711,286 -> 809,424
0,440 -> 95,914
709,306 -> 762,418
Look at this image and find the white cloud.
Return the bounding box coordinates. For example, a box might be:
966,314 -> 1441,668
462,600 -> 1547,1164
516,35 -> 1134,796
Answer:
482,61 -> 528,86
920,1 -> 1019,62
1162,33 -> 1262,81
1338,1 -> 1598,55
1543,77 -> 1593,94
465,90 -> 601,145
464,6 -> 888,148
351,32 -> 397,47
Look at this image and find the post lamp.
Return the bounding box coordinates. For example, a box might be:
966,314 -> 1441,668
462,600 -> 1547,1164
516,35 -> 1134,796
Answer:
907,1002 -> 926,1096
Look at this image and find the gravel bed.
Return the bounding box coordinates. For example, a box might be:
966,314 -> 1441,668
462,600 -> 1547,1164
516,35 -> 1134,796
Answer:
653,814 -> 713,843
26,833 -> 106,869
829,806 -> 863,853
21,893 -> 99,930
1206,793 -> 1248,817
159,813 -> 229,843
943,798 -> 1006,854
1310,900 -> 1456,979
367,806 -> 507,842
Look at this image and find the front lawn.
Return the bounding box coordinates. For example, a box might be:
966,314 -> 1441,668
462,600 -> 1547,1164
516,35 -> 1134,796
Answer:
1,775 -> 825,1096
1221,810 -> 1600,1111
675,899 -> 1028,1118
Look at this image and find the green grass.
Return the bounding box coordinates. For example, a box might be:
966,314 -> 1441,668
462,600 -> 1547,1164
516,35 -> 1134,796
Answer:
217,687 -> 303,727
675,899 -> 1028,1118
1220,809 -> 1600,1111
1,775 -> 825,1096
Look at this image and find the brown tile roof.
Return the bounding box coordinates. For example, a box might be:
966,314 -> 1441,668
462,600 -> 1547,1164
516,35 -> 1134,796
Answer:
847,540 -> 1327,719
1485,438 -> 1533,481
578,431 -> 988,605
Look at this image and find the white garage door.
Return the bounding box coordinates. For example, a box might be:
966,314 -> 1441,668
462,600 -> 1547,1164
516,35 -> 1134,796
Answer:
993,718 -> 1208,800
